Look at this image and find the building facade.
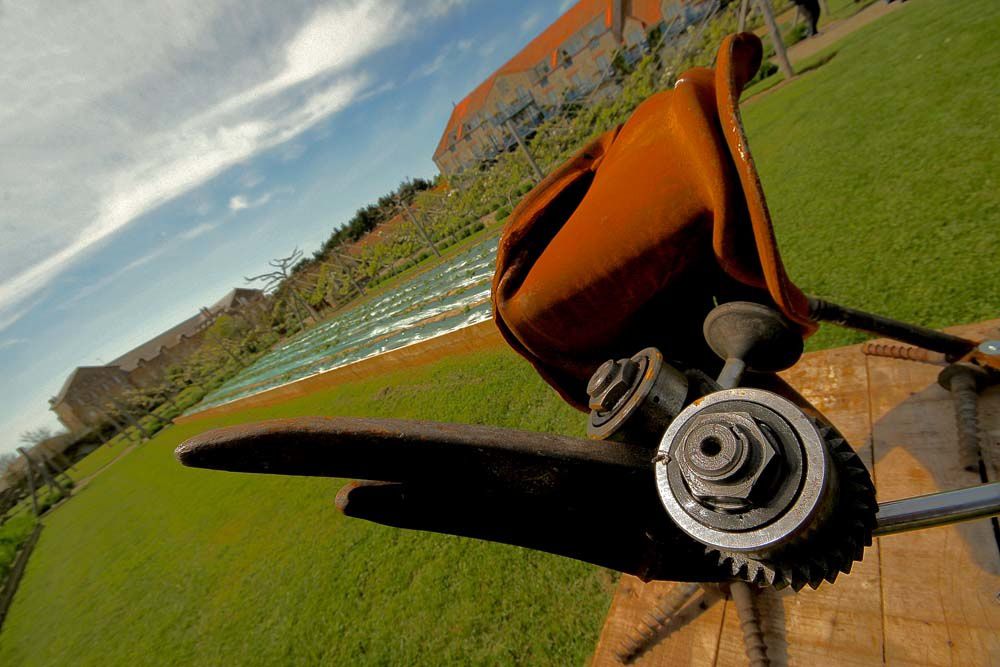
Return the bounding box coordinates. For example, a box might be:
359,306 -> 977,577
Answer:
49,366 -> 135,432
49,288 -> 265,433
433,0 -> 709,176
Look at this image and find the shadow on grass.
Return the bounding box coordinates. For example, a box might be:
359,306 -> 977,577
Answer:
742,50 -> 840,102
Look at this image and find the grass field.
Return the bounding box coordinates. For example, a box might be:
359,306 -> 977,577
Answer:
1,1 -> 998,664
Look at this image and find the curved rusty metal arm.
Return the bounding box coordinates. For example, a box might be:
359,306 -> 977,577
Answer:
175,417 -> 727,582
175,417 -> 649,492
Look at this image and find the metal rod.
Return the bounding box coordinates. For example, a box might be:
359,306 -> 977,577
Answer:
730,582 -> 770,666
616,582 -> 701,663
861,341 -> 946,366
716,357 -> 746,390
873,482 -> 1000,537
807,296 -> 976,359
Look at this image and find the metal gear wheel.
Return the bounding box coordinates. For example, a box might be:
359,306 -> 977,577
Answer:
655,389 -> 877,591
707,423 -> 876,590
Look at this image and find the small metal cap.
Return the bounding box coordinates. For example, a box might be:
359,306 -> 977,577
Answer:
978,340 -> 1000,356
587,358 -> 640,412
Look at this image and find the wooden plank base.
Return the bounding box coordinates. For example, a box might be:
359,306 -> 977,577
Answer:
591,320 -> 1000,666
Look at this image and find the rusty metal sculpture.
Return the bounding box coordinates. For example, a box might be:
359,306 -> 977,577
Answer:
176,33 -> 1000,666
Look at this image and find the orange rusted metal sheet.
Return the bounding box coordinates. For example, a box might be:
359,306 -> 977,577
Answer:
492,33 -> 815,409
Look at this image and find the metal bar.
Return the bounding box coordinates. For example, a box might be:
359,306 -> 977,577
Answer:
861,341 -> 946,365
175,416 -> 651,484
807,296 -> 977,359
873,482 -> 1000,537
716,357 -> 746,390
616,583 -> 699,662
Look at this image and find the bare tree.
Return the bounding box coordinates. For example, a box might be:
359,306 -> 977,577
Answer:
246,248 -> 321,331
19,426 -> 54,447
396,196 -> 441,258
0,451 -> 17,476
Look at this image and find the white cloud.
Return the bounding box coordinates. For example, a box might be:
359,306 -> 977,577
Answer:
559,0 -> 575,13
240,171 -> 265,189
520,11 -> 542,33
0,0 -> 460,331
0,338 -> 27,350
228,187 -> 291,213
179,222 -> 221,241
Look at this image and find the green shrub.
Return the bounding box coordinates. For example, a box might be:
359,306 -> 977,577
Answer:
495,205 -> 512,221
0,515 -> 37,581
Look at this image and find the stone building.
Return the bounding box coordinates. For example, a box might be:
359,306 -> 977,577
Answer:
49,288 -> 265,433
433,0 -> 711,176
49,366 -> 135,432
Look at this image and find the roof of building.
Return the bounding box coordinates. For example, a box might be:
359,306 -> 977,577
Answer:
433,0 -> 670,161
208,287 -> 265,313
107,288 -> 263,372
107,312 -> 209,372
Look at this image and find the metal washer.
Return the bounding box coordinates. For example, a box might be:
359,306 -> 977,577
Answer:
654,388 -> 832,553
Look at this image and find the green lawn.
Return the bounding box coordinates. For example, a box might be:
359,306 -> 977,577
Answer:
2,0 -> 998,664
742,0 -> 1000,350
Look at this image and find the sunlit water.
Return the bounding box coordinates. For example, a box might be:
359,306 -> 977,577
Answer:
192,237 -> 499,413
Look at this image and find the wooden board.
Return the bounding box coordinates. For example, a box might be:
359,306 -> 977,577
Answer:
591,319 -> 1000,666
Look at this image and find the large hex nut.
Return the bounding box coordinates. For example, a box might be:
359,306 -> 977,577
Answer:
587,358 -> 640,412
677,412 -> 781,506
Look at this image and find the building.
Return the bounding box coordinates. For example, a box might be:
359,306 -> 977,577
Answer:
49,366 -> 135,432
111,288 -> 265,389
49,288 -> 265,432
433,0 -> 710,176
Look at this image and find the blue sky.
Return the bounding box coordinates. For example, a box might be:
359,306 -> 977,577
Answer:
0,0 -> 576,453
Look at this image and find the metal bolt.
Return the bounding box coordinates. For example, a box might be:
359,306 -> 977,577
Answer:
730,582 -> 770,667
587,358 -> 640,412
676,412 -> 780,507
938,363 -> 988,473
979,340 -> 1000,356
615,582 -> 700,663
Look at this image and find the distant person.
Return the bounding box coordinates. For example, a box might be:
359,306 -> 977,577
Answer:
792,0 -> 820,37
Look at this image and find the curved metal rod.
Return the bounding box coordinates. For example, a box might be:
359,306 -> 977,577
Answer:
874,482 -> 1000,537
176,416 -> 648,493
175,417 -> 723,582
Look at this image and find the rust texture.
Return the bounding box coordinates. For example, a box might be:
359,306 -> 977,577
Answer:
492,33 -> 814,410
861,341 -> 947,365
176,416 -> 726,583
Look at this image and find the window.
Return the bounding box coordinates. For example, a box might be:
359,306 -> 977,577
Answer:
596,54 -> 611,71
585,17 -> 604,40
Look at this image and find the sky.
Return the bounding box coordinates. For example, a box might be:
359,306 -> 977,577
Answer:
0,0 -> 578,454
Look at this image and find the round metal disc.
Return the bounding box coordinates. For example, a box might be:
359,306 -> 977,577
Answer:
654,388 -> 831,553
